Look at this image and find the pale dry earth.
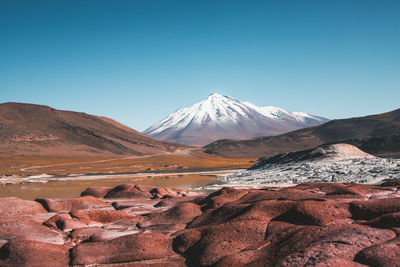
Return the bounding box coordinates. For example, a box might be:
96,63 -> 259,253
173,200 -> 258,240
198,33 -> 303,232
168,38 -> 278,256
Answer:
217,144 -> 400,189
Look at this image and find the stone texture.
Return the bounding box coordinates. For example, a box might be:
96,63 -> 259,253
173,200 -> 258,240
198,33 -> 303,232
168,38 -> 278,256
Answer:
0,240 -> 69,267
275,200 -> 352,226
250,223 -> 395,266
1,182 -> 400,266
354,236 -> 400,267
69,209 -> 136,224
365,211 -> 400,228
81,186 -> 113,198
0,215 -> 64,244
104,184 -> 193,199
199,187 -> 249,209
142,202 -> 202,225
71,233 -> 174,265
185,220 -> 268,266
350,198 -> 400,220
36,195 -> 110,212
44,213 -> 88,231
0,197 -> 47,216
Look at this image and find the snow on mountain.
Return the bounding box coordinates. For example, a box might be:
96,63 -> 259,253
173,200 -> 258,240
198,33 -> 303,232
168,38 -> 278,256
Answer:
144,93 -> 329,146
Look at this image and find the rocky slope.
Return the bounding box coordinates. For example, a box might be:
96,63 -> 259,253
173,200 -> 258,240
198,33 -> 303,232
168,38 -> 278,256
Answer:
250,143 -> 374,166
0,102 -> 186,156
144,93 -> 328,145
1,181 -> 400,266
219,144 -> 400,188
204,108 -> 400,158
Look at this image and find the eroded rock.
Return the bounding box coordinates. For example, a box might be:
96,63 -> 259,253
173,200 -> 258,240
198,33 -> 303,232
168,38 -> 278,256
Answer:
36,195 -> 110,212
0,215 -> 64,244
350,198 -> 400,220
81,187 -> 113,198
185,220 -> 268,266
354,236 -> 400,267
71,233 -> 174,265
1,182 -> 400,266
251,223 -> 396,266
0,197 -> 47,216
69,209 -> 136,224
274,200 -> 352,226
0,240 -> 69,267
44,213 -> 88,231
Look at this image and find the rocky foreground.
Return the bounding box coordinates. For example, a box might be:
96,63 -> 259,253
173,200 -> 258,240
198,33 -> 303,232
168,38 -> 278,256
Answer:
1,182 -> 400,266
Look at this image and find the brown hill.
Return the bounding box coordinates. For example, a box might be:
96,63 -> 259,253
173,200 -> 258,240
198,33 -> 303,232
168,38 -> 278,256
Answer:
203,108 -> 400,158
0,102 -> 187,156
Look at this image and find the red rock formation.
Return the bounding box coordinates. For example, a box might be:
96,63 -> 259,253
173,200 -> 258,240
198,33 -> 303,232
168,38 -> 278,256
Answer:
355,236 -> 400,267
81,187 -> 113,198
365,211 -> 400,228
275,200 -> 351,226
0,181 -> 400,266
185,220 -> 268,266
35,195 -> 110,212
44,213 -> 88,231
0,215 -> 63,244
71,233 -> 174,265
69,209 -> 136,224
350,198 -> 400,220
0,197 -> 47,216
0,240 -> 69,267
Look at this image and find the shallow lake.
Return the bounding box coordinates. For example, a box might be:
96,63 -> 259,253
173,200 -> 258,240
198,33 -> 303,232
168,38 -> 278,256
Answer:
0,173 -> 226,200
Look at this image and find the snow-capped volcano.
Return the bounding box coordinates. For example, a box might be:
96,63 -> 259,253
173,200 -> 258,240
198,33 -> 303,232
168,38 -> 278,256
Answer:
144,93 -> 329,145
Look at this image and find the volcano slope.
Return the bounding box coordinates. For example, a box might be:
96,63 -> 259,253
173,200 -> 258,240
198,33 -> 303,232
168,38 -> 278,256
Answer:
144,93 -> 328,146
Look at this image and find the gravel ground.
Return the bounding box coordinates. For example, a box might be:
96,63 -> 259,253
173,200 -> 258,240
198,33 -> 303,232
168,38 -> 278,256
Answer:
217,156 -> 400,187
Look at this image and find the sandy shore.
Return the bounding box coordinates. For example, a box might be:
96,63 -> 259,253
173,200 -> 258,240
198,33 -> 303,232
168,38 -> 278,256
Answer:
0,169 -> 243,185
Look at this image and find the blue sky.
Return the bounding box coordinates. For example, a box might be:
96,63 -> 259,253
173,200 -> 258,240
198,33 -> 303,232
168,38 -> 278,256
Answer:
1,0 -> 399,131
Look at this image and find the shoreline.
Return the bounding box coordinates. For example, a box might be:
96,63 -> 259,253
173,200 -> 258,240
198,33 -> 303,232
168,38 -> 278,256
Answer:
0,169 -> 244,185
0,170 -> 241,200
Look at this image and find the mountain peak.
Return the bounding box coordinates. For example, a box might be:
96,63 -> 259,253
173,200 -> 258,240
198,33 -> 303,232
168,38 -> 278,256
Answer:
207,92 -> 229,100
208,92 -> 222,97
144,93 -> 329,145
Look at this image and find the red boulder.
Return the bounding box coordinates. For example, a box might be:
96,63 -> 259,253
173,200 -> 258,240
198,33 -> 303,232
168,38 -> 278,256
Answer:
0,240 -> 69,267
71,233 -> 174,265
0,197 -> 47,216
36,195 -> 110,212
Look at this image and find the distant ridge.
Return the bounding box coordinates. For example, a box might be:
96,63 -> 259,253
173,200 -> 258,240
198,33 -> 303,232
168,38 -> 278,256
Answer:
0,102 -> 186,156
203,108 -> 400,158
144,93 -> 328,145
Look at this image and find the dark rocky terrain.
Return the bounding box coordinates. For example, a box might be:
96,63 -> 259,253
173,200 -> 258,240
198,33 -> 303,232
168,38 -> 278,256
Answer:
0,102 -> 186,156
203,108 -> 400,158
346,134 -> 400,158
1,181 -> 400,266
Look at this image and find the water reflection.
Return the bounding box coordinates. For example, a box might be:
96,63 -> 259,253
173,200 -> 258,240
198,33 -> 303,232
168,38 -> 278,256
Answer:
0,174 -> 224,200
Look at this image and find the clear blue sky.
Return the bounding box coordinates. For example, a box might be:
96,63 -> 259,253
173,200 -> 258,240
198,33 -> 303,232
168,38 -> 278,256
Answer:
1,0 -> 399,131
